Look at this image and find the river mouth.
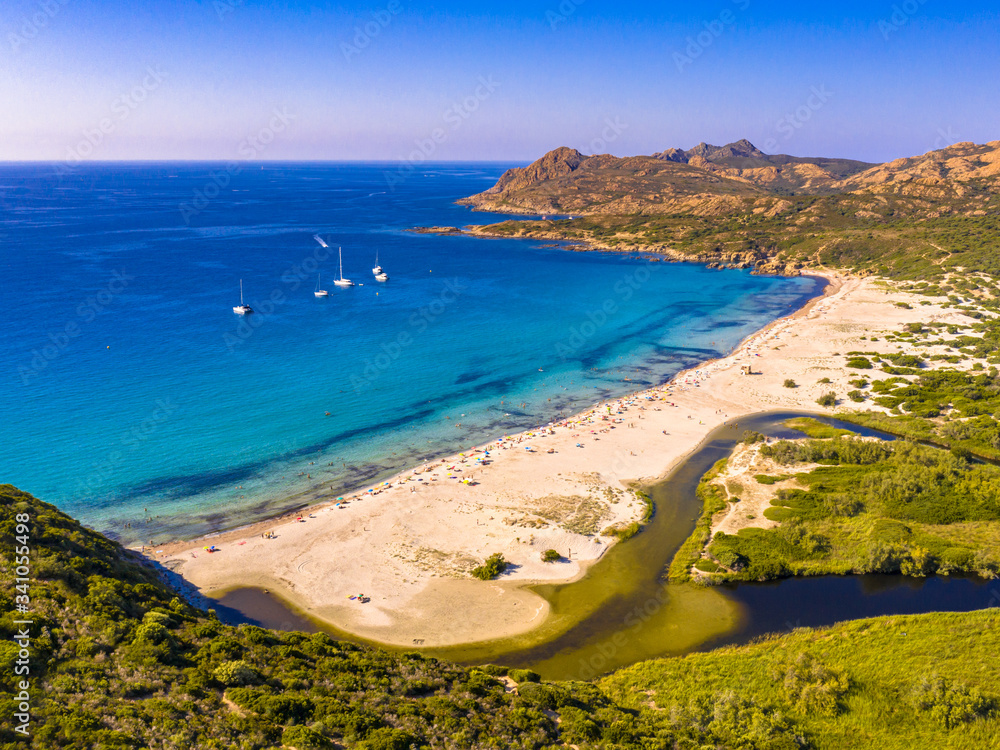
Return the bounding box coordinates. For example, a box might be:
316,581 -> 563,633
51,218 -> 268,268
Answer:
213,411 -> 998,679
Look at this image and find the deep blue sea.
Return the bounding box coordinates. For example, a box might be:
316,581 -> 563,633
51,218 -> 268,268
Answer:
0,162 -> 822,544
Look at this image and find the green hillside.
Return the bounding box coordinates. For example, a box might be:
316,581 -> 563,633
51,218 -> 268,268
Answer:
2,484 -> 998,749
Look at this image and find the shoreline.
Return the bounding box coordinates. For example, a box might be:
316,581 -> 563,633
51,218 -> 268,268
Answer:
146,270 -> 833,641
146,265 -> 970,651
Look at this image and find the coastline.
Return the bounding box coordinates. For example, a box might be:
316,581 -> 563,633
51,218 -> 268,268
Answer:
147,267 -> 971,650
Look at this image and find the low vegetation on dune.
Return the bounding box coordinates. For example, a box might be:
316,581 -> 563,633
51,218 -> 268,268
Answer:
697,436 -> 1000,582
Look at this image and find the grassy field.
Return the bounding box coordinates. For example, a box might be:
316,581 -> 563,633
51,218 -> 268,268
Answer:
602,609 -> 1000,750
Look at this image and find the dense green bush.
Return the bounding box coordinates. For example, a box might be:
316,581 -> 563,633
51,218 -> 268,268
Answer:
912,676 -> 996,729
214,660 -> 261,686
471,552 -> 508,580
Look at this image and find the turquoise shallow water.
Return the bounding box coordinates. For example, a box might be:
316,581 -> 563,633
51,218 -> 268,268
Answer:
0,162 -> 822,543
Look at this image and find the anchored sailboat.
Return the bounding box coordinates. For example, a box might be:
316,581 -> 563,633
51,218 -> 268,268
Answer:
233,279 -> 253,315
314,274 -> 328,297
372,249 -> 389,282
314,235 -> 354,287
334,246 -> 355,287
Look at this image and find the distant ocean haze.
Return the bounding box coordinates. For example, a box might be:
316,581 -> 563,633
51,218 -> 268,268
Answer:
0,162 -> 822,543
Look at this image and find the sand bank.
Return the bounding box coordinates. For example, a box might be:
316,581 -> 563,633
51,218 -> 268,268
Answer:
150,273 -> 972,647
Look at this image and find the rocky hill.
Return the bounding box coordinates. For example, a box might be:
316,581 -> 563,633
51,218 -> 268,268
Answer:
458,146 -> 770,217
460,140 -> 1000,217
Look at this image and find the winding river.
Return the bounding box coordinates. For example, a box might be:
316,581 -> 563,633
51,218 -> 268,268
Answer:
213,412 -> 999,680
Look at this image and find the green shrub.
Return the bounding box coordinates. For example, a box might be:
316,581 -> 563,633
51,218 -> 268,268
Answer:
133,621 -> 168,645
603,521 -> 640,541
781,653 -> 850,716
282,725 -> 333,749
783,379 -> 797,388
213,660 -> 260,686
509,668 -> 541,684
471,553 -> 508,580
846,357 -> 873,369
913,676 -> 996,728
359,727 -> 417,750
817,392 -> 837,407
755,474 -> 785,485
541,549 -> 561,562
848,390 -> 866,402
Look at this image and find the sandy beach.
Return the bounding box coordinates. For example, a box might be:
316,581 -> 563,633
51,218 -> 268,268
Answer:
149,272 -> 975,648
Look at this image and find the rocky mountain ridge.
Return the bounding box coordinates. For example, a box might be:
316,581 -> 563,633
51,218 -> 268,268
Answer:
460,139 -> 1000,217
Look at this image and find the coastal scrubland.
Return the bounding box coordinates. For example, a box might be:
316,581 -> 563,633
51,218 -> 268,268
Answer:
3,484 -> 999,749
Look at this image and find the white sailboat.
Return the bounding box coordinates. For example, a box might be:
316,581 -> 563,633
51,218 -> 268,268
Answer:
314,274 -> 328,297
372,249 -> 389,281
314,234 -> 354,287
334,246 -> 355,287
233,279 -> 253,315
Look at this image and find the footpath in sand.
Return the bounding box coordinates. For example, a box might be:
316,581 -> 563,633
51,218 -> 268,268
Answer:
150,274 -> 972,648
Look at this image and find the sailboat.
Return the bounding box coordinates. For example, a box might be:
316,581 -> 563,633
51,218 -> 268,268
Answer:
334,246 -> 355,287
372,250 -> 389,282
314,274 -> 328,297
233,279 -> 253,315
314,235 -> 354,287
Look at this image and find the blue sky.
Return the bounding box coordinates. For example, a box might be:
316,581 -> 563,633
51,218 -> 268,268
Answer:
1,0 -> 998,162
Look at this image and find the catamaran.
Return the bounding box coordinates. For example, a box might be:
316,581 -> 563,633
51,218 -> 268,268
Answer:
233,279 -> 253,315
314,274 -> 329,297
